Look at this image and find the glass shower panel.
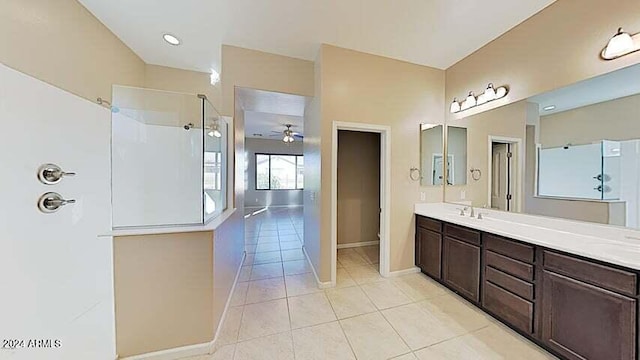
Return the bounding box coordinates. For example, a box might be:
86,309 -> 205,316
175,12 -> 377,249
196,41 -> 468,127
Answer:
203,98 -> 228,222
602,140 -> 621,200
538,143 -> 603,199
111,86 -> 203,228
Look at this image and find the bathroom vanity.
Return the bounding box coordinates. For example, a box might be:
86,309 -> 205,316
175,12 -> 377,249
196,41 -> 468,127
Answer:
415,203 -> 640,360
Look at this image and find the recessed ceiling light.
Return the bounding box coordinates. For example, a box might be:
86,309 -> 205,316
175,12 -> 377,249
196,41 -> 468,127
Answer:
163,33 -> 181,46
543,105 -> 556,111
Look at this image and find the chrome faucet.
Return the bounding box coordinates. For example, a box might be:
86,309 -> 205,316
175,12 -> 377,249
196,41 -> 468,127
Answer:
456,207 -> 468,216
469,206 -> 475,218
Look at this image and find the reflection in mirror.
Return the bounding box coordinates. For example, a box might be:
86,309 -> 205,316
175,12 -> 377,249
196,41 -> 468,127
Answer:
420,124 -> 444,186
446,126 -> 467,186
444,63 -> 640,229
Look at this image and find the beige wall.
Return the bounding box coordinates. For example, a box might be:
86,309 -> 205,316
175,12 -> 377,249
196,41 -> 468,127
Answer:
145,64 -> 222,111
0,0 -> 145,103
445,0 -> 640,123
540,93 -> 640,148
337,130 -> 381,245
114,232 -> 214,357
308,45 -> 445,281
221,45 -> 314,116
445,101 -> 529,208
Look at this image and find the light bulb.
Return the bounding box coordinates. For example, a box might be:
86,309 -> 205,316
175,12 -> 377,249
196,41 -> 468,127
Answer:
476,93 -> 488,105
450,99 -> 461,113
461,92 -> 476,110
603,28 -> 635,59
495,86 -> 507,99
484,83 -> 496,101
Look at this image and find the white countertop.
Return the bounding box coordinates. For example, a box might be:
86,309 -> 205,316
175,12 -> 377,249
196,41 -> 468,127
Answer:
103,208 -> 237,237
415,203 -> 640,271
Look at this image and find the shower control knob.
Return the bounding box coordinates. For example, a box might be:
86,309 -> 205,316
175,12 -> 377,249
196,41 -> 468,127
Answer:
38,192 -> 76,213
37,163 -> 76,185
594,185 -> 603,192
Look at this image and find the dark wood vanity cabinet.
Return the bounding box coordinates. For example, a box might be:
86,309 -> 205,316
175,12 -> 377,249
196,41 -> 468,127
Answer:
415,217 -> 442,279
482,234 -> 536,335
414,214 -> 640,360
541,251 -> 637,360
443,235 -> 480,303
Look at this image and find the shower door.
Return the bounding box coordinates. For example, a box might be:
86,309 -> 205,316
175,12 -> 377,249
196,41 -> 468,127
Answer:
0,64 -> 115,359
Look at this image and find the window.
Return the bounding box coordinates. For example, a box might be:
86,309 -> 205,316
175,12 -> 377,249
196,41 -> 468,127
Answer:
256,154 -> 304,190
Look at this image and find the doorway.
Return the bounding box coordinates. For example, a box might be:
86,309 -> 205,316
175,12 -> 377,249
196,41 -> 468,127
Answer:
488,136 -> 522,212
331,122 -> 391,285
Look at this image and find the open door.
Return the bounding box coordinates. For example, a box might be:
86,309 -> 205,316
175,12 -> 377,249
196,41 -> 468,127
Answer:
491,143 -> 513,211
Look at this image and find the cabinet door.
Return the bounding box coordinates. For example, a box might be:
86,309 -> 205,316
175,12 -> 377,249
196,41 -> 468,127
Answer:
417,228 -> 442,279
443,236 -> 480,302
541,270 -> 636,360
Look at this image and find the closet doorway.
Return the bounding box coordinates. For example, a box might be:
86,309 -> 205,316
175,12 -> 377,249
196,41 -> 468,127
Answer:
331,122 -> 391,285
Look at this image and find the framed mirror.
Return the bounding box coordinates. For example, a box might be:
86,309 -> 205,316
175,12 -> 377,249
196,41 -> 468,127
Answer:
420,124 -> 444,186
446,126 -> 468,186
444,63 -> 640,229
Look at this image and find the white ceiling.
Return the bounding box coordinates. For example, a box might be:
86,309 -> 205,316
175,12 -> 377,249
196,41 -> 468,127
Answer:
529,63 -> 640,116
236,87 -> 306,139
245,111 -> 304,139
78,0 -> 555,73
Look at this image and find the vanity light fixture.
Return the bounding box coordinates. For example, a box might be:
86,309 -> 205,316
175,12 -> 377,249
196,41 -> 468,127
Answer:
601,27 -> 639,60
450,83 -> 509,113
163,33 -> 181,46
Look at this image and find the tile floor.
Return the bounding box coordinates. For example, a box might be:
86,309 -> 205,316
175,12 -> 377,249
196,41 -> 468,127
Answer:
184,207 -> 556,360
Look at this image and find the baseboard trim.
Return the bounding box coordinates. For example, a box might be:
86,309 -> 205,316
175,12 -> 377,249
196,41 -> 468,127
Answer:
209,251 -> 247,353
384,266 -> 421,278
119,342 -> 210,360
302,246 -> 334,289
337,241 -> 379,249
119,252 -> 247,360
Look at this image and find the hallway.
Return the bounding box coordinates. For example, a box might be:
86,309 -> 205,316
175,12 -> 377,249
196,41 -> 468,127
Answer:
186,208 -> 555,360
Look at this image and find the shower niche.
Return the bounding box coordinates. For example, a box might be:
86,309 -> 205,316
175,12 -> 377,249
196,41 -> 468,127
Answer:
111,85 -> 228,229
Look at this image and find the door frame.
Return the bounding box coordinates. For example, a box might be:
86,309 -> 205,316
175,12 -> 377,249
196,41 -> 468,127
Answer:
331,121 -> 391,284
487,135 -> 523,212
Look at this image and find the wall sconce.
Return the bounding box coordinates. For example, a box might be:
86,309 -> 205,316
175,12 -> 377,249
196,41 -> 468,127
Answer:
601,27 -> 640,60
450,83 -> 508,113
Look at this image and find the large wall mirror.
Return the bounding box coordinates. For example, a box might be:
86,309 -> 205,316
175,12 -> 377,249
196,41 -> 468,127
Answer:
444,63 -> 640,229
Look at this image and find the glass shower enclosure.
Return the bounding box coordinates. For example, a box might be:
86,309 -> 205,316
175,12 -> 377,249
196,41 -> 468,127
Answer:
537,140 -> 620,200
110,86 -> 227,229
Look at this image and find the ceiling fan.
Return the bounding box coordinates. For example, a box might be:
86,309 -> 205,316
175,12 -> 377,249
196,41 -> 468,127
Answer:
269,124 -> 303,143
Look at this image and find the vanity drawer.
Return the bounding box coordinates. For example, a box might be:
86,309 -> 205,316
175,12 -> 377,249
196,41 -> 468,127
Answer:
483,281 -> 534,334
416,216 -> 442,233
485,266 -> 534,300
484,234 -> 534,264
444,223 -> 480,245
486,251 -> 534,282
543,251 -> 637,297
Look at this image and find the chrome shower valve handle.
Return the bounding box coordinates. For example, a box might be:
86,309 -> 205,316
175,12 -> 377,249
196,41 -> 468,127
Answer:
37,163 -> 76,185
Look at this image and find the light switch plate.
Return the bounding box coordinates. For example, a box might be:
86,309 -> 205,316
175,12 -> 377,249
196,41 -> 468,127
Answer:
460,190 -> 466,200
420,192 -> 426,201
